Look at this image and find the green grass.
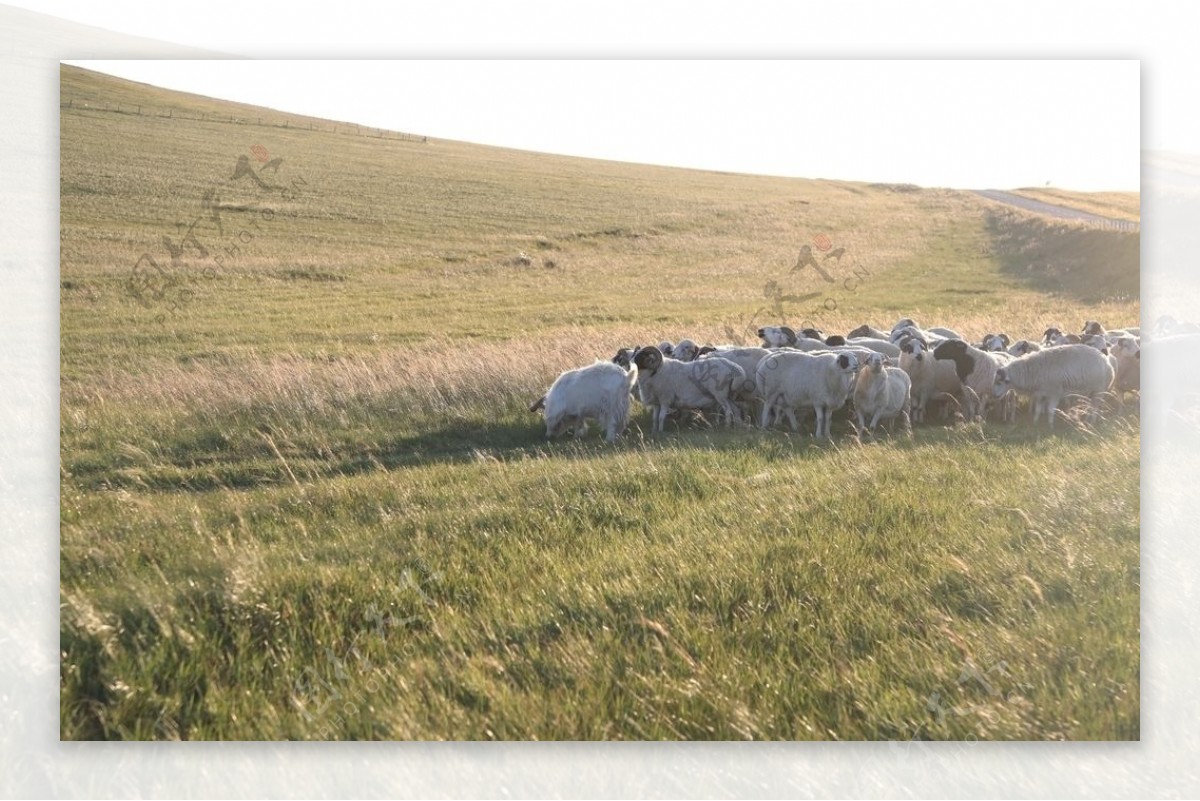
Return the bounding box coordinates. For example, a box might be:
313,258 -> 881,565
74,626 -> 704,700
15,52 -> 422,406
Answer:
60,65 -> 1140,740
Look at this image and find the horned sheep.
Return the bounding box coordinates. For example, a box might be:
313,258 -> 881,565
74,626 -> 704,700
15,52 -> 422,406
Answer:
631,346 -> 750,432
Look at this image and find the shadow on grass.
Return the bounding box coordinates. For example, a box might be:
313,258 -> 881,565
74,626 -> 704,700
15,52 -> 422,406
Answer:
63,403 -> 1140,495
984,209 -> 1139,303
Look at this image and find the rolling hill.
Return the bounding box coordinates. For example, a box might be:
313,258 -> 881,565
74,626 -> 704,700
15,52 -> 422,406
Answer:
59,64 -> 1140,741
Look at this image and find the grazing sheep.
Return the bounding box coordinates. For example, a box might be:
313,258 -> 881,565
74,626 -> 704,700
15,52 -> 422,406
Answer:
1111,336 -> 1140,407
632,346 -> 749,432
1043,327 -> 1082,346
933,339 -> 1012,420
756,350 -> 861,438
890,324 -> 950,348
928,327 -> 963,340
824,335 -> 847,347
991,344 -> 1115,429
898,335 -> 935,423
800,327 -> 825,341
981,333 -> 1012,352
853,352 -> 912,434
1081,335 -> 1121,397
1008,339 -> 1042,357
846,337 -> 902,358
673,339 -> 701,362
698,346 -> 772,420
757,326 -> 798,348
530,361 -> 638,442
1042,327 -> 1065,347
612,347 -> 637,369
847,324 -> 889,341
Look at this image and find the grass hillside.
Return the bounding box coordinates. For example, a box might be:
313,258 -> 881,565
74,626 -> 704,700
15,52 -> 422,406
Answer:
60,64 -> 1140,741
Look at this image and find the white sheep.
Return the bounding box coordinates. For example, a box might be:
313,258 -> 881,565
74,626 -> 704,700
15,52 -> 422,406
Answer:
890,324 -> 950,348
933,339 -> 1012,420
1008,339 -> 1041,357
853,352 -> 912,434
757,326 -> 797,348
846,337 -> 901,358
1111,336 -> 1140,407
991,344 -> 1115,428
631,346 -> 749,432
756,350 -> 860,438
847,323 -> 889,341
672,339 -> 701,362
530,360 -> 638,442
698,346 -> 771,419
980,333 -> 1012,352
898,336 -> 936,423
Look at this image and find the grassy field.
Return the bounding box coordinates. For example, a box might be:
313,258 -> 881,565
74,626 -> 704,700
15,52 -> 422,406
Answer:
59,65 -> 1140,741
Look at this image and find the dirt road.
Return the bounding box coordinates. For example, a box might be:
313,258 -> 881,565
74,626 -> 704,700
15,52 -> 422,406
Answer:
973,189 -> 1140,231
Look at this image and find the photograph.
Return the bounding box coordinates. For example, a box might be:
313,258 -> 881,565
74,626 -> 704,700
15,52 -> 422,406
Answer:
58,59 -> 1141,742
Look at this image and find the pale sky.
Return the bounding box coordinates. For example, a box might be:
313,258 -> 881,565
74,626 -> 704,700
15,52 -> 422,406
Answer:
66,58 -> 1140,191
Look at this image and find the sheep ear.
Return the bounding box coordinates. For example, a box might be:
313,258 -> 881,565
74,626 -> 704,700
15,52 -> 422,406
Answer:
1001,333 -> 1011,347
837,354 -> 850,369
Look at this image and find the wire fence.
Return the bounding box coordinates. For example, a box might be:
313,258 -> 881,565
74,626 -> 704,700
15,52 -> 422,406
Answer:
59,97 -> 429,143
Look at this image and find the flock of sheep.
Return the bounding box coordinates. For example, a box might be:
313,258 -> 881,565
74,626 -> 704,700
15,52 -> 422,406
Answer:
529,318 -> 1146,442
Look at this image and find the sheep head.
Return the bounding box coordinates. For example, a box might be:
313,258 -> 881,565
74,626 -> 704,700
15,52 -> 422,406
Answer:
933,339 -> 976,383
633,345 -> 664,374
992,367 -> 1011,398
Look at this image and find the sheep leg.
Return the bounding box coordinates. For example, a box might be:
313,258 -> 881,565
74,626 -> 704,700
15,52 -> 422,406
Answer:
1046,396 -> 1060,429
760,396 -> 776,428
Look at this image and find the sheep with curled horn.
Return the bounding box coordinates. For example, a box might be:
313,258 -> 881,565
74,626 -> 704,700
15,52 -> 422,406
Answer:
631,345 -> 750,432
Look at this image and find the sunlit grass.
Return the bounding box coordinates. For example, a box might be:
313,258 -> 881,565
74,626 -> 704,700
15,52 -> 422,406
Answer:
60,65 -> 1140,740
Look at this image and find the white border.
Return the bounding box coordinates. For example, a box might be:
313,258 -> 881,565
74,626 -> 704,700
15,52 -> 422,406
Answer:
4,2 -> 1196,797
